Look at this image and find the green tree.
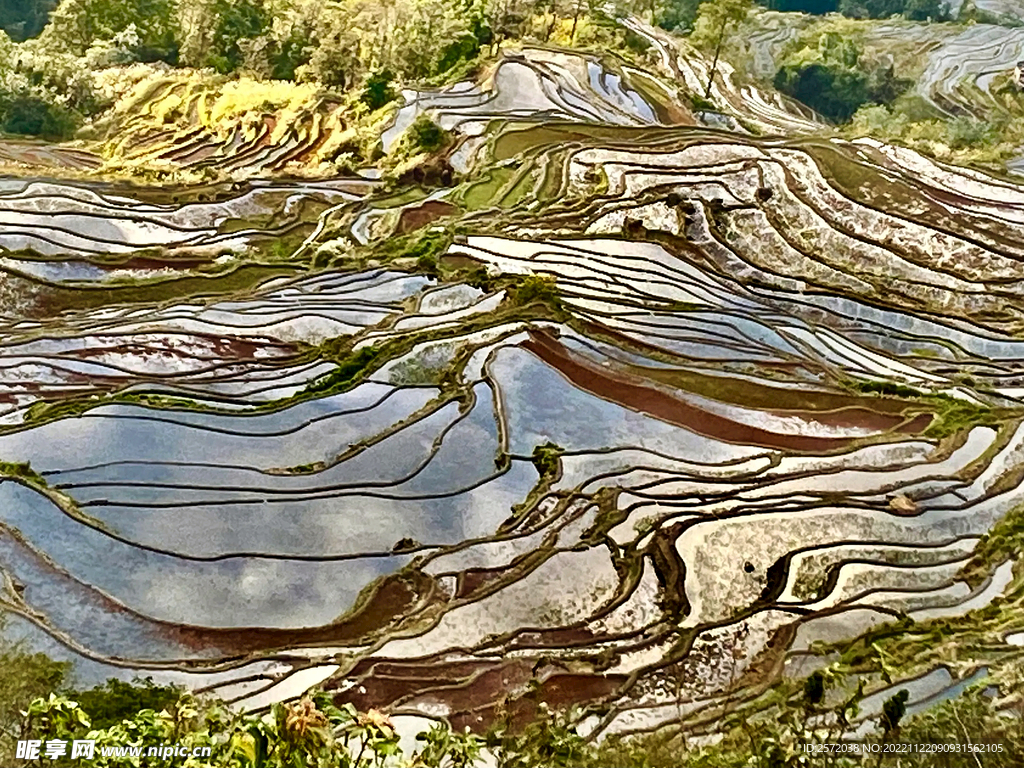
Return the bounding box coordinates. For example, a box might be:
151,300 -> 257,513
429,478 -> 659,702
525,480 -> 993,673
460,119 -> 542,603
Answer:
775,61 -> 869,122
361,69 -> 397,110
38,0 -> 178,59
901,0 -> 944,19
70,678 -> 181,730
691,0 -> 752,100
415,723 -> 485,768
888,684 -> 1024,767
0,84 -> 81,137
487,704 -> 588,768
206,0 -> 268,72
403,112 -> 449,152
879,689 -> 909,738
774,31 -> 909,123
837,0 -> 946,18
268,29 -> 309,80
0,0 -> 58,40
0,634 -> 70,763
655,0 -> 702,32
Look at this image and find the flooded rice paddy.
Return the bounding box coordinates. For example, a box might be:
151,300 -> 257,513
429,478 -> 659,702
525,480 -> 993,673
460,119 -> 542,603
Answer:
1,25 -> 1024,742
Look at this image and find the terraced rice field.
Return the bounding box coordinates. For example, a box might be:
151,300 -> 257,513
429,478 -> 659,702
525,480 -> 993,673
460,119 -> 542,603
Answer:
741,11 -> 1024,126
916,23 -> 1024,117
1,19 -> 1024,745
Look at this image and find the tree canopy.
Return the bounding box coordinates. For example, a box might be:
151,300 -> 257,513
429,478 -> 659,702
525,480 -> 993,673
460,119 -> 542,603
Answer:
774,30 -> 910,122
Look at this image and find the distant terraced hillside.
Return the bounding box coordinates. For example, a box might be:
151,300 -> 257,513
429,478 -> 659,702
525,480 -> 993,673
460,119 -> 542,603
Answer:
63,47 -> 697,180
85,74 -> 356,177
38,9 -> 1024,186
738,10 -> 1024,118
3,28 -> 835,182
729,8 -> 1024,177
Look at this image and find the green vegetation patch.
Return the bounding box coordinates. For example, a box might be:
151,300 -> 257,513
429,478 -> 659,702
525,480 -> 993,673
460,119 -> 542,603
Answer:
847,102 -> 1024,171
959,501 -> 1024,588
27,264 -> 296,319
507,274 -> 562,310
301,345 -> 384,398
0,460 -> 46,485
846,379 -> 922,398
71,678 -> 181,731
386,114 -> 454,179
774,30 -> 910,123
843,378 -> 1002,438
369,225 -> 454,271
921,395 -> 998,439
531,442 -> 565,478
460,166 -> 516,210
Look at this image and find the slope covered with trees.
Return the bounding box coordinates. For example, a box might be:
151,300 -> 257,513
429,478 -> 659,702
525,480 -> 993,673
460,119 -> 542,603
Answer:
0,0 -> 57,40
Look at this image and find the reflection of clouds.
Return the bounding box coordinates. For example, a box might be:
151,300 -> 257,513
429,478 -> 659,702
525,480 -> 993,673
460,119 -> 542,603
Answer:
2,613 -> 283,689
103,495 -> 429,558
0,480 -> 409,630
0,491 -> 219,659
418,462 -> 538,546
145,556 -> 405,628
491,346 -> 762,463
2,384 -> 429,475
46,388 -> 507,557
84,401 -> 461,555
0,374 -> 531,636
396,384 -> 499,495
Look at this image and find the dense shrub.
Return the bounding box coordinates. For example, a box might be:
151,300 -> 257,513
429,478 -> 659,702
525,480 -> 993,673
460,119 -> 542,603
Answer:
0,84 -> 79,136
71,678 -> 181,730
775,61 -> 870,122
206,0 -> 268,72
39,0 -> 178,60
655,0 -> 703,32
771,0 -> 838,11
0,0 -> 58,40
774,31 -> 910,123
405,112 -> 448,153
361,69 -> 396,111
268,30 -> 309,80
838,0 -> 947,18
